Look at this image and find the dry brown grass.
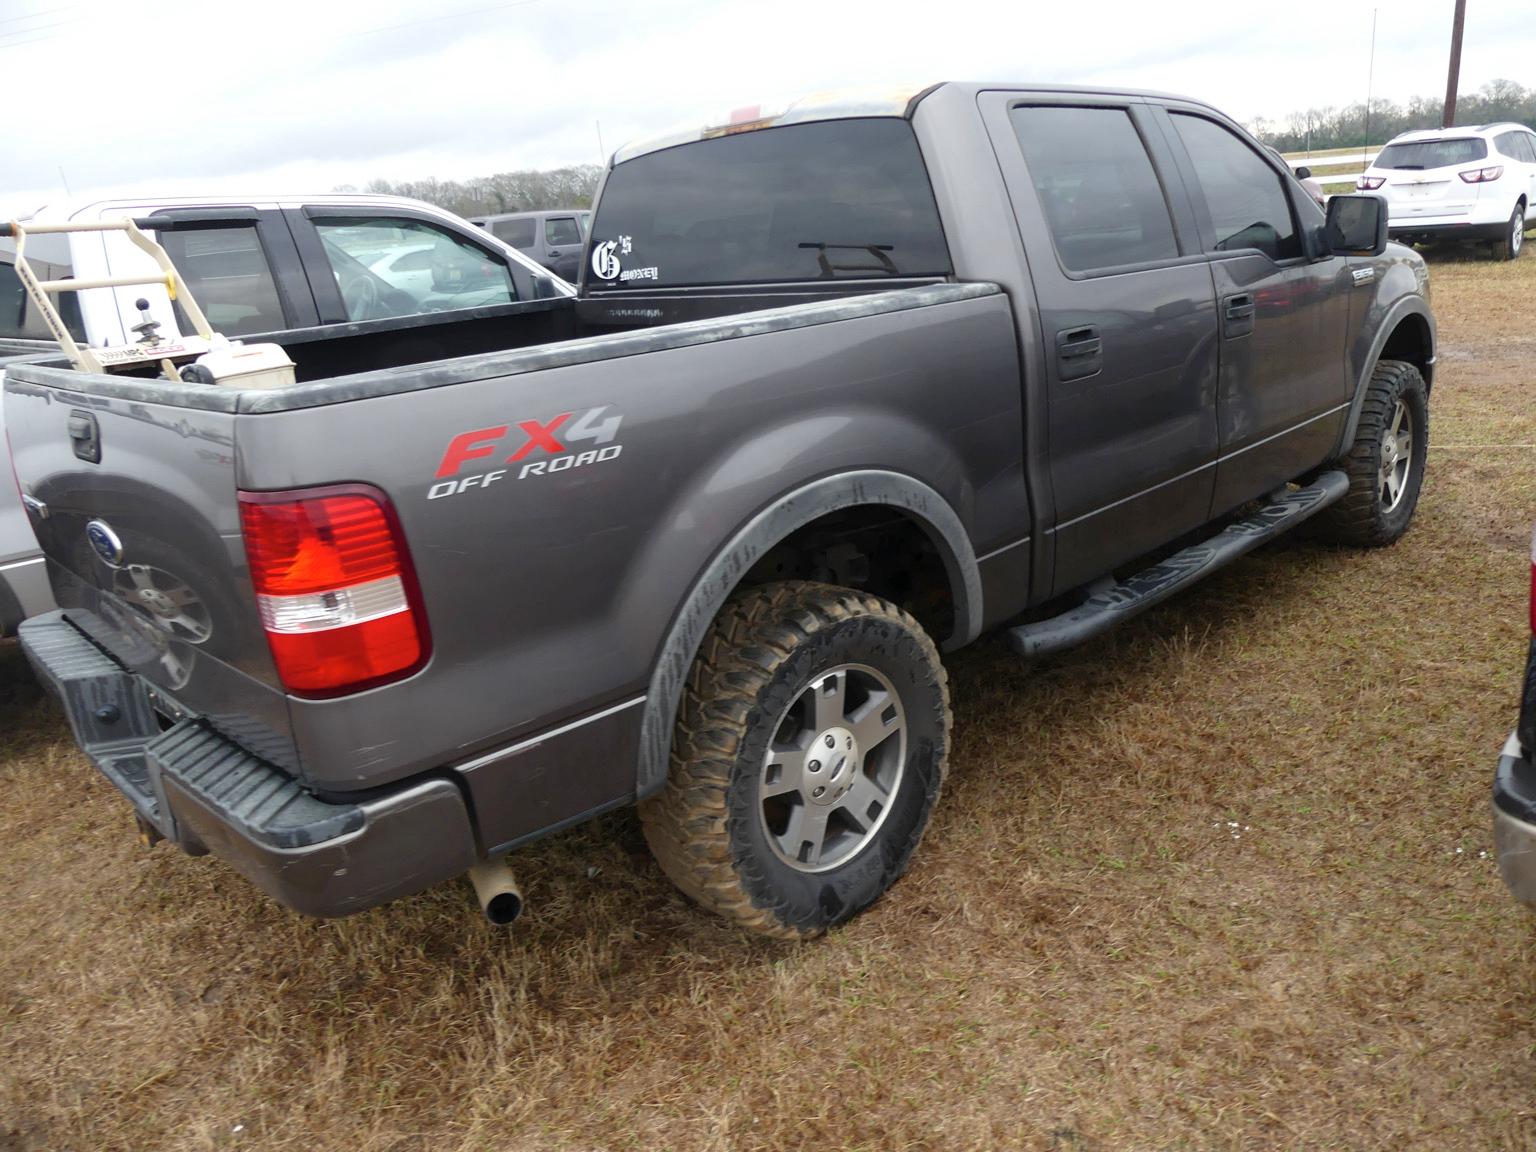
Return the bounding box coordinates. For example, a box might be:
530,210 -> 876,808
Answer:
4,250 -> 1536,1151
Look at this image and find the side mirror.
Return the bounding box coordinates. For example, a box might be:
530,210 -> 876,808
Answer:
1295,165 -> 1313,180
1325,194 -> 1389,256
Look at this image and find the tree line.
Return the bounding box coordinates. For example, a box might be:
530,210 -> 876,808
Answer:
1252,79 -> 1536,152
334,164 -> 604,218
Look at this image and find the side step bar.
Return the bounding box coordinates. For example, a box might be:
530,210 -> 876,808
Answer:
1008,470 -> 1349,659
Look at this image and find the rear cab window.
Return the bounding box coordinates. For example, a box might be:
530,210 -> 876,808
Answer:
1009,105 -> 1180,272
491,217 -> 537,249
545,216 -> 582,247
586,118 -> 952,289
155,225 -> 287,337
1375,138 -> 1487,169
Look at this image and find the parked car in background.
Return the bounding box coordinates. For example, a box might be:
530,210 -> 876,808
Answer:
1493,524 -> 1536,906
469,209 -> 591,280
0,194 -> 573,635
1358,123 -> 1536,258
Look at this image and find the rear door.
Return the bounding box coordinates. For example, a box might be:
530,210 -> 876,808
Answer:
982,94 -> 1220,594
541,215 -> 583,280
1156,106 -> 1352,514
96,206 -> 318,340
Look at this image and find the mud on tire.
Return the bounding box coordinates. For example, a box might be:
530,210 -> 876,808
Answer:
639,581 -> 951,939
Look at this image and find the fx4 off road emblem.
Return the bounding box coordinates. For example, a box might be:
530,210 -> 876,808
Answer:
428,406 -> 624,500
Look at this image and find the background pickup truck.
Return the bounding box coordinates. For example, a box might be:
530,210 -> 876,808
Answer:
0,193 -> 572,635
6,83 -> 1436,939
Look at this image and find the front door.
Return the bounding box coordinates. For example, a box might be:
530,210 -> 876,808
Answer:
1156,107 -> 1353,515
988,96 -> 1221,594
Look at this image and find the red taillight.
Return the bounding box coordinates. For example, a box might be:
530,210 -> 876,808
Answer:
1357,175 -> 1385,190
1459,165 -> 1504,183
239,485 -> 428,695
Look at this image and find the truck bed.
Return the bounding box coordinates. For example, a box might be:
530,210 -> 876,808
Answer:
5,281 -> 1023,906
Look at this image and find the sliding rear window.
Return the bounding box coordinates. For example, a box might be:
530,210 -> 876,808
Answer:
1375,138 -> 1487,170
587,118 -> 951,289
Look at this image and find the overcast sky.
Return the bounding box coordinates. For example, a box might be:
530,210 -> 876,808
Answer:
3,0 -> 1533,216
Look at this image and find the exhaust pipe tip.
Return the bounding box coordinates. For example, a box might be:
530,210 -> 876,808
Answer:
483,889 -> 523,925
467,856 -> 525,926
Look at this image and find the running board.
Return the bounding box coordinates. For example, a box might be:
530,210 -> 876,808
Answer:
1007,470 -> 1349,659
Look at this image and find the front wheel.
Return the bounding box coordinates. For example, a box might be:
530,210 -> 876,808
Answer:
640,581 -> 951,938
1313,359 -> 1429,547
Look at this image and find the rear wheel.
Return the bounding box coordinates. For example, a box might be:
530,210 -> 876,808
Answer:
1313,359 -> 1428,547
640,581 -> 951,938
1499,202 -> 1526,260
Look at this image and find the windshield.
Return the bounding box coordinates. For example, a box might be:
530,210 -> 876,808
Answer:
587,118 -> 951,289
1375,138 -> 1488,170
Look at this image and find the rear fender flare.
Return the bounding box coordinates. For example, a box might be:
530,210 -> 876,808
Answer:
635,469 -> 981,797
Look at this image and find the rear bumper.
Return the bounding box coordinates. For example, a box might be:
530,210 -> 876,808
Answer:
1388,202 -> 1513,240
1493,732 -> 1536,908
19,610 -> 478,917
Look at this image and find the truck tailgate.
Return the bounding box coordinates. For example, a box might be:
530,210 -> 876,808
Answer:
4,371 -> 299,772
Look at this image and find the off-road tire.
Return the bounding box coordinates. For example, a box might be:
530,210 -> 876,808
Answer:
1313,359 -> 1428,547
640,581 -> 951,939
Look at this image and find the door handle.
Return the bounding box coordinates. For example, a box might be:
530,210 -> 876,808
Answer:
547,249 -> 562,257
67,409 -> 101,464
1055,325 -> 1103,381
1222,293 -> 1255,338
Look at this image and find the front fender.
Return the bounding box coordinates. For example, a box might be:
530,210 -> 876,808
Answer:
1335,281 -> 1436,458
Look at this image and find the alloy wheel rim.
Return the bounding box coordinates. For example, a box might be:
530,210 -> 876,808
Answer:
758,663 -> 906,873
1378,399 -> 1413,513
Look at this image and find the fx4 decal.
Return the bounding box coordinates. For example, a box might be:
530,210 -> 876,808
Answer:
429,406 -> 624,500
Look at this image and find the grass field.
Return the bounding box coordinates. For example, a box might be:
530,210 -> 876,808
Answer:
4,247 -> 1536,1150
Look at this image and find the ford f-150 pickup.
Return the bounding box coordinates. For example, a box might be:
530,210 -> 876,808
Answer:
6,83 -> 1436,938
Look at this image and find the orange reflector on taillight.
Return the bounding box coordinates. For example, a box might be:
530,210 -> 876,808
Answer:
239,485 -> 428,695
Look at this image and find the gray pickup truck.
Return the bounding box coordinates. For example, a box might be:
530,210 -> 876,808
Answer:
6,83 -> 1435,939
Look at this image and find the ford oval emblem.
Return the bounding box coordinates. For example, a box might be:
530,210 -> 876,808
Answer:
85,519 -> 125,567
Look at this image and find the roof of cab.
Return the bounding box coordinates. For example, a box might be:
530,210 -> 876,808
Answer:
11,193 -> 445,224
611,81 -> 1227,165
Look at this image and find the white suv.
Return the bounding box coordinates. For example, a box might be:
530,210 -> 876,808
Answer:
1359,123 -> 1536,259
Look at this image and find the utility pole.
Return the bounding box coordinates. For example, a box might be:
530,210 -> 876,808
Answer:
1363,8 -> 1378,162
1444,0 -> 1467,127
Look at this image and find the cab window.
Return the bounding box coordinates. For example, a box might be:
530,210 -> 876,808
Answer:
1010,105 -> 1180,272
311,217 -> 516,321
0,233 -> 86,342
545,216 -> 581,247
1170,112 -> 1301,261
156,225 -> 287,337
